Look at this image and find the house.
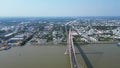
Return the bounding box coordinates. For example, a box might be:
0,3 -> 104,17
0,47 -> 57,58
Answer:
7,34 -> 25,46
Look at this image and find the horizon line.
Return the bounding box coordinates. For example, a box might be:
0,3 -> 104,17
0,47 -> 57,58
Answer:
0,16 -> 120,18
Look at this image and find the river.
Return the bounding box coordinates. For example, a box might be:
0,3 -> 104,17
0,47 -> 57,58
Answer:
76,44 -> 120,68
0,45 -> 70,68
0,43 -> 120,68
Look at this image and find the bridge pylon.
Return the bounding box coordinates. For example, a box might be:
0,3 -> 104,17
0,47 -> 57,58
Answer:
64,47 -> 69,54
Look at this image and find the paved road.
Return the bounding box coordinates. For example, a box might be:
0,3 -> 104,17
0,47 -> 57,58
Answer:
68,28 -> 79,68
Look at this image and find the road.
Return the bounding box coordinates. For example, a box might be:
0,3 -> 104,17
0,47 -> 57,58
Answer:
68,28 -> 79,68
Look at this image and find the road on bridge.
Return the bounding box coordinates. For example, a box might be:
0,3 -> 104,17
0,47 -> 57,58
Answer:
67,28 -> 79,68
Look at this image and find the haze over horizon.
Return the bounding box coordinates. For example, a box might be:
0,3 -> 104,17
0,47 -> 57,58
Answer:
0,0 -> 120,17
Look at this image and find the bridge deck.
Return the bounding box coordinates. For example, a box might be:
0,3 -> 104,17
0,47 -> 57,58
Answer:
67,29 -> 79,68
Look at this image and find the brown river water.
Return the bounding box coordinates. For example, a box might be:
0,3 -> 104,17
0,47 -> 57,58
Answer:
0,43 -> 120,68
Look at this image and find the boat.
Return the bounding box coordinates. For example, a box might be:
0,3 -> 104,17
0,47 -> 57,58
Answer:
0,46 -> 11,51
0,47 -> 6,51
4,46 -> 11,50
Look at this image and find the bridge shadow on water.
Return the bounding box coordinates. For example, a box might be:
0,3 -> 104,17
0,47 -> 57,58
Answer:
73,39 -> 93,68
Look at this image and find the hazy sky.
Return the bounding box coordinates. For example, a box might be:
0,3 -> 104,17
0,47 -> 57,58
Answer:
0,0 -> 120,16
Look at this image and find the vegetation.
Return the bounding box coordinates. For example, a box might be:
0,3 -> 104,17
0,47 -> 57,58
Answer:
93,26 -> 118,30
73,35 -> 88,45
20,34 -> 34,46
0,30 -> 6,33
98,37 -> 113,41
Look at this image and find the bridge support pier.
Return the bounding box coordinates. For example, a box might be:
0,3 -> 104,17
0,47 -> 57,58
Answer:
64,48 -> 69,54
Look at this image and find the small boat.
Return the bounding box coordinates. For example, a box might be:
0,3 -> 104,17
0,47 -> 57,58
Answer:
0,46 -> 11,51
4,46 -> 11,50
117,43 -> 120,46
0,47 -> 6,51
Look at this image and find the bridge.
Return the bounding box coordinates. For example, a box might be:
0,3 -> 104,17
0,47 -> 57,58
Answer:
65,28 -> 80,68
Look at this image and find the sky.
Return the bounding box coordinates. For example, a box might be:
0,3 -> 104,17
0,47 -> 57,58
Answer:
0,0 -> 120,17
